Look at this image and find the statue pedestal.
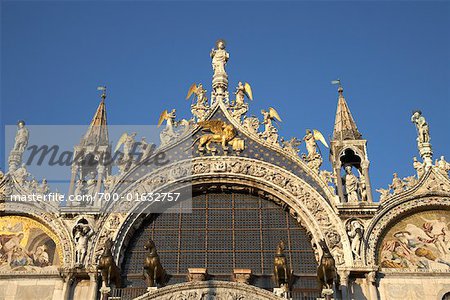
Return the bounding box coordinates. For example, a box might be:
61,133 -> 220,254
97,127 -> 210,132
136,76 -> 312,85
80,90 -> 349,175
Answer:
99,286 -> 111,300
188,268 -> 208,282
418,142 -> 433,168
317,288 -> 334,300
273,287 -> 291,299
8,150 -> 23,172
233,268 -> 252,284
212,73 -> 228,90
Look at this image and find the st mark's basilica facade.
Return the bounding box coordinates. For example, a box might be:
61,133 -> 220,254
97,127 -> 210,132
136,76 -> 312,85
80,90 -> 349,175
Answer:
0,40 -> 449,300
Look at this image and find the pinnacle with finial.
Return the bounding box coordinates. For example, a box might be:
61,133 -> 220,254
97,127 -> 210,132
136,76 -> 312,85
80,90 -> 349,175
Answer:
331,80 -> 362,141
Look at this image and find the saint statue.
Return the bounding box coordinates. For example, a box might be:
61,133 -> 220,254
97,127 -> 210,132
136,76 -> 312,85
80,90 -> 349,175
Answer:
347,220 -> 364,260
411,111 -> 430,144
210,39 -> 229,76
74,179 -> 86,196
436,156 -> 450,178
13,120 -> 29,153
389,173 -> 404,195
73,223 -> 94,266
85,171 -> 97,196
37,178 -> 49,195
359,174 -> 368,202
343,165 -> 359,203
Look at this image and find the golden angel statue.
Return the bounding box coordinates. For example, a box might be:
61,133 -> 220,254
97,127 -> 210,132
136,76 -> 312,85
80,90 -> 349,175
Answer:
261,107 -> 282,131
158,109 -> 176,132
186,83 -> 208,107
187,83 -> 209,121
158,109 -> 177,145
230,82 -> 253,119
303,129 -> 328,160
114,132 -> 137,161
261,107 -> 282,145
234,81 -> 253,106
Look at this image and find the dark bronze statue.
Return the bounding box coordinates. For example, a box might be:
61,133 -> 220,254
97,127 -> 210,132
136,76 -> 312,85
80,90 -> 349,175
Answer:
273,240 -> 292,291
143,238 -> 167,288
317,240 -> 336,299
97,238 -> 122,289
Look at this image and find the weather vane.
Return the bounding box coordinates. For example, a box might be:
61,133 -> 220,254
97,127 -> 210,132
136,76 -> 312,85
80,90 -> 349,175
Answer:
331,79 -> 342,88
97,86 -> 107,100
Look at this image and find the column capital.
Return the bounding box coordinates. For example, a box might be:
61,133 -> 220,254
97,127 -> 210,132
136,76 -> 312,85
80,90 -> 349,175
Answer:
338,270 -> 350,286
361,160 -> 370,169
365,271 -> 377,284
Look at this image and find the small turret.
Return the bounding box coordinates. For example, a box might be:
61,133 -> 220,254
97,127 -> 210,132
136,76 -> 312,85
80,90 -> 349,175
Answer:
329,82 -> 373,204
67,87 -> 111,210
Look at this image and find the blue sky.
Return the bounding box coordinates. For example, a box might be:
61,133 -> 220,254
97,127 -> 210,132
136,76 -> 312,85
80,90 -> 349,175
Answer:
1,1 -> 449,197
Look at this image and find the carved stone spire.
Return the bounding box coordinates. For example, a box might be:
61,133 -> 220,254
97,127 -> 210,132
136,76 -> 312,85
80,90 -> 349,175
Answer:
210,39 -> 230,104
329,82 -> 374,203
81,87 -> 109,146
332,86 -> 362,141
67,87 -> 111,207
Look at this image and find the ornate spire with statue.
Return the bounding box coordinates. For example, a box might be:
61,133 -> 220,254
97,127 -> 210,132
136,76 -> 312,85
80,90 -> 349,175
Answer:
411,110 -> 433,168
210,39 -> 230,104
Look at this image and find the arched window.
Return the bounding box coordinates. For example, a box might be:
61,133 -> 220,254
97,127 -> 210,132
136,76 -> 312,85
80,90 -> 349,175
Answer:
117,192 -> 320,299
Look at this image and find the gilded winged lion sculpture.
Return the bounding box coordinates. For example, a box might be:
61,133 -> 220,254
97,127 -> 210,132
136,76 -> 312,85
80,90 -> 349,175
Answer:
191,120 -> 244,153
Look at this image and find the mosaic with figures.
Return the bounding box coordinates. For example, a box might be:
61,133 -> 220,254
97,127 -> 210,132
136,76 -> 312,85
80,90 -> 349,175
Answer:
0,216 -> 60,272
378,210 -> 450,270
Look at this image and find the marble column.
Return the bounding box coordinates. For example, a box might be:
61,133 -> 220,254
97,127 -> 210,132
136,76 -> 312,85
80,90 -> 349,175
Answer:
335,162 -> 345,203
339,270 -> 350,300
69,164 -> 79,196
366,271 -> 378,300
88,272 -> 98,300
94,164 -> 105,207
361,160 -> 373,202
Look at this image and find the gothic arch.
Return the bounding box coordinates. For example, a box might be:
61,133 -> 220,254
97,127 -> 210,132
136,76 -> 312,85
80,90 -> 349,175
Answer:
89,156 -> 352,267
